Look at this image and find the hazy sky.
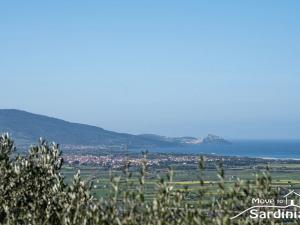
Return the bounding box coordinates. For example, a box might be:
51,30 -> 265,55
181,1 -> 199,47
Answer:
1,1 -> 300,139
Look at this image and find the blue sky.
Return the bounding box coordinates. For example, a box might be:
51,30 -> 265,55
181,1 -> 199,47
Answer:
0,1 -> 299,139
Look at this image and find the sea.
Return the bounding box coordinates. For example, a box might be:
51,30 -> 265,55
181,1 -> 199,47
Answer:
142,140 -> 300,159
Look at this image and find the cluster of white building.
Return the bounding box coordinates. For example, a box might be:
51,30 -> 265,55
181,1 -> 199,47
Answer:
63,154 -> 213,168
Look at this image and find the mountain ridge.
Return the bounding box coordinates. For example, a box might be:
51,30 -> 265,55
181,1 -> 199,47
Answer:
0,109 -> 229,148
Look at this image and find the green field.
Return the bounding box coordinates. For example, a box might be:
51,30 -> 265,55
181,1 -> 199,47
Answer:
62,162 -> 300,200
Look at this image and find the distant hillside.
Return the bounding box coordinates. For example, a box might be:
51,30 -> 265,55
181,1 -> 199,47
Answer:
0,109 -> 179,148
202,134 -> 231,144
0,109 -> 229,148
138,134 -> 203,145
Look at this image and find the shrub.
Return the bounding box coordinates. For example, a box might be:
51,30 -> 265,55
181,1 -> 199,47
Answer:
0,134 -> 282,224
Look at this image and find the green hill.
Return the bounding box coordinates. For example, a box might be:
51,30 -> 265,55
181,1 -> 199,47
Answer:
0,109 -> 179,148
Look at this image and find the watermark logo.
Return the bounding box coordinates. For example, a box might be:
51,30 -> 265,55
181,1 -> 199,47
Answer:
231,190 -> 300,220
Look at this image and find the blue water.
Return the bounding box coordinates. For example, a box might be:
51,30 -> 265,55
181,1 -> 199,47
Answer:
140,140 -> 300,159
